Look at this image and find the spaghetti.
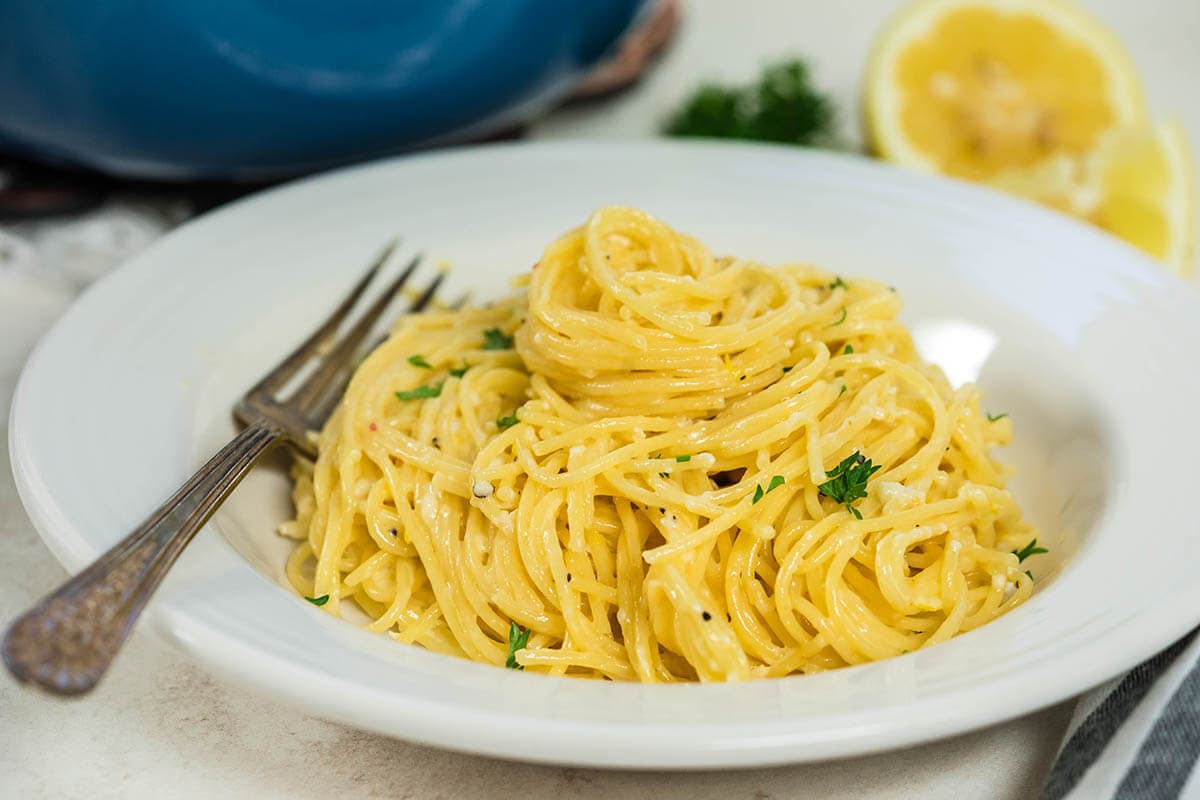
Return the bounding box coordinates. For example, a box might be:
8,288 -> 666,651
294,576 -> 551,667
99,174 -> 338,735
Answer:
282,205 -> 1036,681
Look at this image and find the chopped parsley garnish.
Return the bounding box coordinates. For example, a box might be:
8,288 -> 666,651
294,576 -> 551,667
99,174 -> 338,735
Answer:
752,475 -> 785,504
1014,539 -> 1048,563
496,413 -> 519,430
505,622 -> 531,670
844,345 -> 854,354
675,454 -> 692,463
987,412 -> 1009,422
782,366 -> 793,373
407,354 -> 431,369
305,594 -> 329,607
395,381 -> 444,400
482,328 -> 513,350
838,384 -> 847,396
828,307 -> 847,327
818,451 -> 881,519
828,276 -> 847,290
449,364 -> 469,378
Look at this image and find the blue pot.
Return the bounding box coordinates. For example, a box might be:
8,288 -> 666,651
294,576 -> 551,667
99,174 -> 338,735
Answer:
0,0 -> 647,179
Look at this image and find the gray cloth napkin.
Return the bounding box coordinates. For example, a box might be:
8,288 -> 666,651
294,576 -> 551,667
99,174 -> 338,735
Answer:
1043,631 -> 1200,799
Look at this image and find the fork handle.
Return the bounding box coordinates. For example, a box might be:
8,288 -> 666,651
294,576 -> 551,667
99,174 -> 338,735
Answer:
3,419 -> 283,695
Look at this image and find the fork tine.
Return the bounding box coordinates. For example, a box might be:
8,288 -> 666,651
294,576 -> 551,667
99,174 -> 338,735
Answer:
250,239 -> 398,394
360,274 -> 457,361
301,270 -> 448,427
287,254 -> 426,414
409,271 -> 447,314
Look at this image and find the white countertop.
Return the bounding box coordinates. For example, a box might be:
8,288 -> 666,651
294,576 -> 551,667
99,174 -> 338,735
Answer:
3,1 -> 1196,796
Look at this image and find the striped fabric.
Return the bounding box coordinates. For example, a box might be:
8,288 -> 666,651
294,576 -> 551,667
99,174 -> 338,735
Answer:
1043,630 -> 1200,800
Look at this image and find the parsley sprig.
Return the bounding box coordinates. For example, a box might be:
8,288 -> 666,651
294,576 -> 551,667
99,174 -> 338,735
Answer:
496,413 -> 519,430
752,475 -> 785,504
482,328 -> 513,350
407,354 -> 431,369
305,594 -> 329,607
395,381 -> 444,400
818,451 -> 881,519
1014,539 -> 1048,562
505,622 -> 531,670
663,60 -> 837,147
986,412 -> 1009,422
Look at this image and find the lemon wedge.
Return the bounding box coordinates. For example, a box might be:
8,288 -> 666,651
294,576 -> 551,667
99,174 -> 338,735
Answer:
991,121 -> 1196,276
1093,122 -> 1196,276
864,0 -> 1146,181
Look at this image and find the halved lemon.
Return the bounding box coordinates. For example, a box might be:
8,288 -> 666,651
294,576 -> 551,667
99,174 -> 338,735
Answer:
864,0 -> 1147,181
991,121 -> 1197,276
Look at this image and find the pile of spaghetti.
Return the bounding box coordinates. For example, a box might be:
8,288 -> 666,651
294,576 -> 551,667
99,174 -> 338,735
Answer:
282,205 -> 1036,682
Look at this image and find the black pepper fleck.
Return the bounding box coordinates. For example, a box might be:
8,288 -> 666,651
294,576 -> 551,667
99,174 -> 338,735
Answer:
702,611 -> 712,621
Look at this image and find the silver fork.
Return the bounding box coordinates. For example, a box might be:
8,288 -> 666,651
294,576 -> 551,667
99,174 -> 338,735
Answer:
2,243 -> 442,696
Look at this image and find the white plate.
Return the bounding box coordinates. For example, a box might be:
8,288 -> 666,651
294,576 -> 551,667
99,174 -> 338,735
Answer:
11,141 -> 1200,769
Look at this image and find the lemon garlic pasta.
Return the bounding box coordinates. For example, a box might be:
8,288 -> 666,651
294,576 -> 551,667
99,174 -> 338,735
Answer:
282,205 -> 1037,682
